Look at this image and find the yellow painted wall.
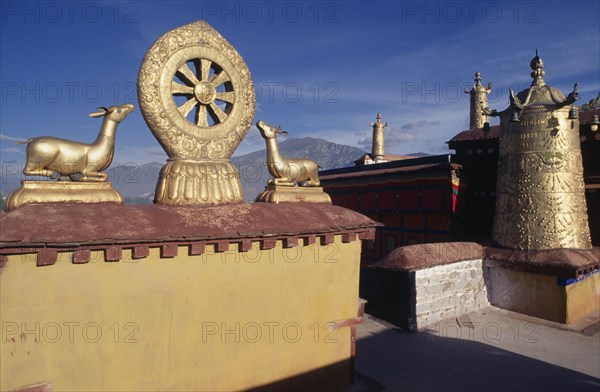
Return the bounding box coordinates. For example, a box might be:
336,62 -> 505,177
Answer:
486,267 -> 566,322
566,272 -> 600,324
1,236 -> 361,391
486,266 -> 600,324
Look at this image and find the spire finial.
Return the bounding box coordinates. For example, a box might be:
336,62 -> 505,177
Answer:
530,49 -> 545,86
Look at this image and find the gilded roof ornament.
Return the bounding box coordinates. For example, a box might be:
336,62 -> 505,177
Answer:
256,121 -> 320,187
530,49 -> 546,87
486,51 -> 579,118
5,104 -> 134,210
464,72 -> 492,94
580,92 -> 600,111
464,72 -> 492,129
137,21 -> 256,205
518,51 -> 577,108
491,52 -> 592,250
370,113 -> 388,161
254,121 -> 331,204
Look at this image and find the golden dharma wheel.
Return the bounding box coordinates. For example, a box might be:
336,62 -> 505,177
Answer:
161,46 -> 242,142
138,21 -> 256,205
138,20 -> 255,160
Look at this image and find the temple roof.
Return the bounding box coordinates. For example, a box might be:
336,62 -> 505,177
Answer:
447,125 -> 500,143
321,162 -> 460,181
354,153 -> 415,165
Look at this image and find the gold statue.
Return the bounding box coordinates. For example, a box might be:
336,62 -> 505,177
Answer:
138,21 -> 255,206
256,120 -> 320,186
6,104 -> 133,210
19,104 -> 134,181
488,51 -> 591,250
254,121 -> 330,204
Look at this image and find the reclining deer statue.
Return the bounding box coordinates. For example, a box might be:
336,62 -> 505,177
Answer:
19,103 -> 135,182
256,120 -> 320,187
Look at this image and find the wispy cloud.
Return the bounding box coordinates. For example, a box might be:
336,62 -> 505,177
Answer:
1,147 -> 25,154
401,120 -> 440,131
0,133 -> 27,143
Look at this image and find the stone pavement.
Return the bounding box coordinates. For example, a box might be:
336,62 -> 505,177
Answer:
350,306 -> 600,391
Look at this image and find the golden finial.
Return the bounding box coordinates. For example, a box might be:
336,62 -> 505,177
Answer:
530,49 -> 546,86
474,71 -> 482,86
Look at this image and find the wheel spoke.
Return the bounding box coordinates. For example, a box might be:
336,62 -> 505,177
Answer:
195,104 -> 208,126
208,102 -> 228,124
199,58 -> 212,81
172,59 -> 233,127
176,63 -> 200,86
171,81 -> 194,95
178,98 -> 198,117
215,91 -> 235,103
210,71 -> 230,87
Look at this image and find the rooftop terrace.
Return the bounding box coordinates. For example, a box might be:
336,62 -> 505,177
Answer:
349,305 -> 600,391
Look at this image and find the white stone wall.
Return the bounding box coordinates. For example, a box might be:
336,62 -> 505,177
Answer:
414,259 -> 489,329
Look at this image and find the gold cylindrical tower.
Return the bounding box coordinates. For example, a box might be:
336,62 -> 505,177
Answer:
464,72 -> 492,129
491,53 -> 592,250
370,113 -> 387,162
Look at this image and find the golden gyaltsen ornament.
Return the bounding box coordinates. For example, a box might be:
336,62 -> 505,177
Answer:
485,51 -> 592,250
464,72 -> 492,130
370,113 -> 388,162
138,21 -> 256,205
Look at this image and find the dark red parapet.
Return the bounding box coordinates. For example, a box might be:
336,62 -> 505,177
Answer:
372,242 -> 484,271
484,246 -> 600,279
0,203 -> 378,262
447,125 -> 500,143
12,383 -> 52,392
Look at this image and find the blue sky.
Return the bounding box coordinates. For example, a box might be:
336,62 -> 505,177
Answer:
1,0 -> 599,168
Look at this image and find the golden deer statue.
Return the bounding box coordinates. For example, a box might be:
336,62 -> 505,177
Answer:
19,103 -> 135,182
256,120 -> 320,186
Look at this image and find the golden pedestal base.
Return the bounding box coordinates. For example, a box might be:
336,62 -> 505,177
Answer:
154,159 -> 244,206
255,185 -> 331,204
5,181 -> 123,211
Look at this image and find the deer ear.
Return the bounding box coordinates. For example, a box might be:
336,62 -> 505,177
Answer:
89,107 -> 108,118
